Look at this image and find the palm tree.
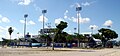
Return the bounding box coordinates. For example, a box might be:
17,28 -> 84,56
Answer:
8,27 -> 14,44
52,21 -> 68,50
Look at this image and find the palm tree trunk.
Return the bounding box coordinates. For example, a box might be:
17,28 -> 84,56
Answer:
52,39 -> 54,50
10,35 -> 11,40
10,35 -> 11,46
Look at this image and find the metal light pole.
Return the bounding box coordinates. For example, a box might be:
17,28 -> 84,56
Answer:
42,10 -> 47,34
74,28 -> 77,34
17,32 -> 19,47
91,27 -> 94,35
76,6 -> 82,48
17,32 -> 19,40
24,14 -> 28,38
76,6 -> 82,35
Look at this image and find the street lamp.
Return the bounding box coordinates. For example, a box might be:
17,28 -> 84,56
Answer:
42,10 -> 47,34
17,32 -> 20,47
17,32 -> 19,40
74,28 -> 77,34
107,25 -> 111,28
46,23 -> 51,29
24,14 -> 28,38
76,6 -> 82,35
91,27 -> 94,35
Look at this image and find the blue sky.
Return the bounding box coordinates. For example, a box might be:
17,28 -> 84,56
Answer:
0,0 -> 120,41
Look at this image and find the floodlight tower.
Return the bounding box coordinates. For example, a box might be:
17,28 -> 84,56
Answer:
24,14 -> 28,38
42,10 -> 47,34
76,6 -> 82,35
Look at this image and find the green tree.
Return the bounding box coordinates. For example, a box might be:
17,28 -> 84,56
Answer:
92,33 -> 102,39
52,21 -> 67,50
8,27 -> 14,44
56,21 -> 67,31
54,21 -> 68,43
74,33 -> 84,47
98,28 -> 118,47
65,35 -> 73,43
2,38 -> 11,47
40,34 -> 52,46
54,32 -> 68,43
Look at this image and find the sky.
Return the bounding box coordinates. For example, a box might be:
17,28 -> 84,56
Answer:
0,0 -> 120,41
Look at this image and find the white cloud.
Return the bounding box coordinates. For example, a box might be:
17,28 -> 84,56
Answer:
44,25 -> 48,28
64,10 -> 69,19
38,15 -> 48,23
63,10 -> 72,21
103,20 -> 113,27
63,10 -> 72,20
81,18 -> 90,23
82,1 -> 96,6
0,14 -> 2,18
72,17 -> 77,22
71,12 -> 90,23
71,17 -> 90,23
0,20 -> 1,23
81,32 -> 92,34
68,18 -> 72,21
64,15 -> 68,19
6,26 -> 17,31
20,20 -> 35,25
76,3 -> 81,7
0,14 -> 2,23
70,4 -> 75,8
89,25 -> 98,30
1,17 -> 10,23
33,4 -> 41,11
54,18 -> 65,25
70,1 -> 96,8
18,0 -> 33,5
0,26 -> 6,32
70,3 -> 81,8
64,10 -> 68,15
28,20 -> 35,25
0,14 -> 10,23
68,30 -> 72,34
12,27 -> 17,31
20,20 -> 25,23
82,2 -> 90,6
